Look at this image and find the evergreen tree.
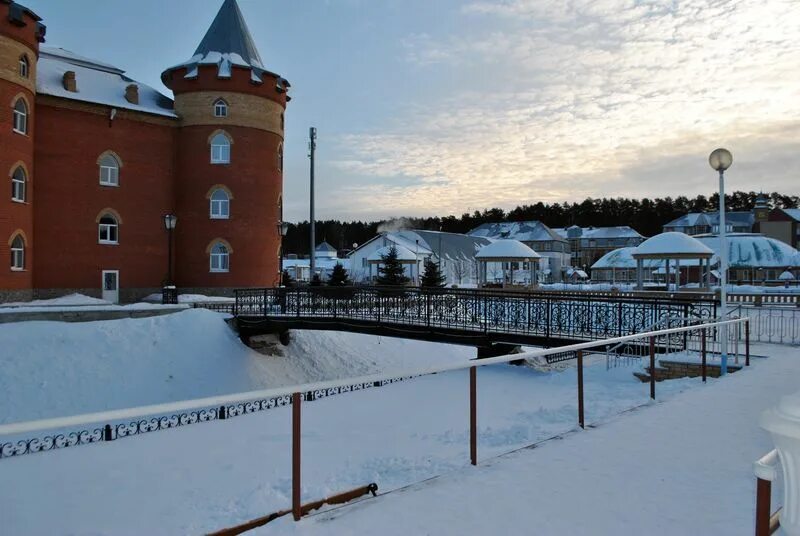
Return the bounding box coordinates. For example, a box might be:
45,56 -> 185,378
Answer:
310,273 -> 323,286
375,246 -> 410,286
420,259 -> 446,287
327,263 -> 351,286
281,269 -> 295,287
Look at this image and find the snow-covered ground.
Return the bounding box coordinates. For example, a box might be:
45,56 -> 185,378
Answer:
0,309 -> 473,423
0,358 -> 701,535
293,344 -> 793,536
0,292 -> 111,308
0,311 -> 793,535
141,292 -> 235,303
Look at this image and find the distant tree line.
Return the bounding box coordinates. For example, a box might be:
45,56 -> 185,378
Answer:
283,191 -> 799,256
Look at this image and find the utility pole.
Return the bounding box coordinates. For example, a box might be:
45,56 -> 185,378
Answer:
309,127 -> 317,275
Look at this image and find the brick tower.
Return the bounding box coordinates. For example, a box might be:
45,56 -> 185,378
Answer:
0,1 -> 44,300
162,0 -> 289,291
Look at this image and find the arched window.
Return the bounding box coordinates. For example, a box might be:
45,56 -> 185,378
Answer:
210,242 -> 229,272
98,153 -> 120,186
11,167 -> 26,202
19,55 -> 29,79
213,98 -> 228,118
98,214 -> 119,244
277,143 -> 283,171
210,132 -> 231,164
210,188 -> 230,219
10,235 -> 24,271
12,98 -> 27,134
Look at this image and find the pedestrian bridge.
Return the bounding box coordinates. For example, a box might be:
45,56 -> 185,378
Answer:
232,287 -> 718,350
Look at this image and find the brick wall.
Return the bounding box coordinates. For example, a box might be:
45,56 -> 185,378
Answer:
33,102 -> 177,291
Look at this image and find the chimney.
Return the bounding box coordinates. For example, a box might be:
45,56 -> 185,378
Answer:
62,71 -> 77,92
125,84 -> 139,104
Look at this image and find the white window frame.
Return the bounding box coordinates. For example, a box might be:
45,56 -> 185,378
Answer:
210,134 -> 231,164
19,55 -> 29,79
213,99 -> 228,118
10,236 -> 24,271
98,215 -> 119,245
11,168 -> 25,202
99,155 -> 120,186
210,189 -> 230,219
12,99 -> 27,135
210,243 -> 229,272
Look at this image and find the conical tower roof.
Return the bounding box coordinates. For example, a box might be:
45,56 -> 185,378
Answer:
162,0 -> 288,90
193,0 -> 263,69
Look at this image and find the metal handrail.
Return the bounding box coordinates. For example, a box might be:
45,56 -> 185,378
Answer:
0,317 -> 748,438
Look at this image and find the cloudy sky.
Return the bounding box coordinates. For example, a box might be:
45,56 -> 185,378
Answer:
28,0 -> 800,221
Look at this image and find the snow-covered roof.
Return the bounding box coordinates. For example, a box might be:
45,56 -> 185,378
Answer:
632,232 -> 713,258
37,47 -> 176,117
552,226 -> 644,240
566,268 -> 589,279
162,0 -> 288,89
591,247 -> 665,270
782,209 -> 800,222
315,241 -> 337,253
468,221 -> 566,243
395,230 -> 492,261
595,233 -> 800,270
663,211 -> 754,230
368,245 -> 417,262
694,233 -> 800,268
475,240 -> 540,260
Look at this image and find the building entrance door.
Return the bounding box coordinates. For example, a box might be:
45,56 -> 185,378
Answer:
102,270 -> 119,304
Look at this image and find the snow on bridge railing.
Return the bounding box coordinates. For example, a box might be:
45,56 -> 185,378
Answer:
0,317 -> 751,523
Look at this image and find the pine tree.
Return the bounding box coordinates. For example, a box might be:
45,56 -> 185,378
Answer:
327,263 -> 351,286
376,245 -> 410,286
281,269 -> 295,287
420,259 -> 446,287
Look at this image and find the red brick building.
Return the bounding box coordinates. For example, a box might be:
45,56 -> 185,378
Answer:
0,0 -> 289,303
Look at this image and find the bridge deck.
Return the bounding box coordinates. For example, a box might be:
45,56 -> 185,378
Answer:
234,287 -> 718,348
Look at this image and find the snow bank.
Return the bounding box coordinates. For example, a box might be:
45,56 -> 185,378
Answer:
0,309 -> 473,423
141,293 -> 235,303
0,293 -> 111,308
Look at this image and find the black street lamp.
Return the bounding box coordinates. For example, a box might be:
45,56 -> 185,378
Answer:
164,214 -> 177,283
162,214 -> 177,304
279,220 -> 289,286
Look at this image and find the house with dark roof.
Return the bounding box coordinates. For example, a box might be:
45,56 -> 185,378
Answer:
552,225 -> 645,271
662,212 -> 755,236
467,221 -> 570,282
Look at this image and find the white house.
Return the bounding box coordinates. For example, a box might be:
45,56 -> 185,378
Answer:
348,230 -> 493,286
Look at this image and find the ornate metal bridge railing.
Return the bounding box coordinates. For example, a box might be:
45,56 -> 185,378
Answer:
234,287 -> 718,342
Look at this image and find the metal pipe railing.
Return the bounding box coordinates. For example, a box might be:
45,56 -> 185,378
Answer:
0,317 -> 748,438
754,449 -> 781,536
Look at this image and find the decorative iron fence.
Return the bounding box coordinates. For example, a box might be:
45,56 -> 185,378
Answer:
0,376 -> 414,460
234,287 -> 718,343
192,301 -> 236,314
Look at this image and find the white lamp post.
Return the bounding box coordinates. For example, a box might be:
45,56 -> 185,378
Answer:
709,148 -> 733,375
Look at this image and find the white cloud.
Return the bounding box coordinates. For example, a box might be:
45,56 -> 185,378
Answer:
333,0 -> 800,218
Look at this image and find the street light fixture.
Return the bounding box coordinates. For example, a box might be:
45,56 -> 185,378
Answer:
162,214 -> 177,305
278,221 -> 289,286
163,214 -> 177,285
709,148 -> 732,375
